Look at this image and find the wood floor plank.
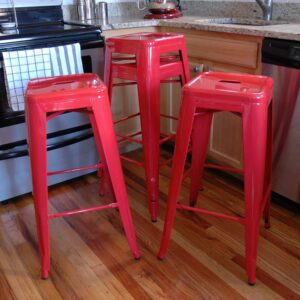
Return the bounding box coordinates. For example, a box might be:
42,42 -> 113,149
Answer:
48,187 -> 155,299
0,148 -> 299,299
0,213 -> 44,300
0,265 -> 16,299
125,181 -> 282,300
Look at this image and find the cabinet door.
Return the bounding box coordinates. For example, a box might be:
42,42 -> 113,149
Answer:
159,27 -> 262,169
160,78 -> 181,135
103,27 -> 157,153
189,58 -> 244,169
160,57 -> 245,170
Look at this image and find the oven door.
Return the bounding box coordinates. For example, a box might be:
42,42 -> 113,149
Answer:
0,41 -> 105,202
0,39 -> 105,126
0,112 -> 100,202
81,41 -> 105,80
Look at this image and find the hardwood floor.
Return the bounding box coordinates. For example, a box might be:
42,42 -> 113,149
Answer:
0,149 -> 299,299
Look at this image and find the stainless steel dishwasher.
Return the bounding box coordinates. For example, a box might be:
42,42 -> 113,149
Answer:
262,38 -> 300,204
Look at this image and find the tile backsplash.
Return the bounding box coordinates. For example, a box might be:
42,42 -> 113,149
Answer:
63,0 -> 300,22
181,0 -> 300,21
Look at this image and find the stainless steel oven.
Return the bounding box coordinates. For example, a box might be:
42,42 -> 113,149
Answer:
262,38 -> 300,204
0,5 -> 105,202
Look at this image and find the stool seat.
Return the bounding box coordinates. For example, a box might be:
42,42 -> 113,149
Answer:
111,59 -> 185,82
26,73 -> 140,279
105,32 -> 186,49
26,74 -> 106,109
105,32 -> 190,221
158,72 -> 273,285
184,72 -> 273,108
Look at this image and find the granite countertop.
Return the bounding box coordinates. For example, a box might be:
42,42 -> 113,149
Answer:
90,16 -> 300,42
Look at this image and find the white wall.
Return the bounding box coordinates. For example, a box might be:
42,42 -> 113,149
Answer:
85,0 -> 300,2
76,0 -> 300,2
1,0 -> 299,8
14,0 -> 61,6
0,0 -> 61,7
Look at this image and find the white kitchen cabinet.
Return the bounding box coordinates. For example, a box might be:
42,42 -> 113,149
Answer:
102,27 -> 158,153
160,27 -> 263,169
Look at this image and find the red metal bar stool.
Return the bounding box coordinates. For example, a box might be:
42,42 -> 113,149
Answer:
158,72 -> 273,285
25,73 -> 140,279
104,32 -> 190,222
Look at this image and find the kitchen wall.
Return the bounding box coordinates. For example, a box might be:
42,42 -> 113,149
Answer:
0,0 -> 60,7
63,0 -> 300,2
1,0 -> 299,22
96,0 -> 300,20
1,0 -> 300,6
181,0 -> 300,21
62,0 -> 298,21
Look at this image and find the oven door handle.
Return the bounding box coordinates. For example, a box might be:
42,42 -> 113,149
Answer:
47,129 -> 93,152
81,39 -> 105,50
0,125 -> 94,160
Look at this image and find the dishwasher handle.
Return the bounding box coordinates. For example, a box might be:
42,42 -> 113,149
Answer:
262,38 -> 300,69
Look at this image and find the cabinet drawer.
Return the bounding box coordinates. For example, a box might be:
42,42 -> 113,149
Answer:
160,27 -> 262,71
186,34 -> 258,69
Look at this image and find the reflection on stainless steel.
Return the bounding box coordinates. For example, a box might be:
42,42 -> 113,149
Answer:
85,0 -> 96,20
0,5 -> 104,202
256,0 -> 273,21
1,28 -> 18,34
95,2 -> 108,25
194,18 -> 287,26
76,0 -> 96,21
0,0 -> 18,27
262,38 -> 300,203
76,0 -> 86,21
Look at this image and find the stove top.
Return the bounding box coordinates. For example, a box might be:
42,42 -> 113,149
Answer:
0,6 -> 103,52
0,22 -> 99,36
0,22 -> 102,51
0,6 -> 102,50
0,21 -> 101,39
0,5 -> 104,125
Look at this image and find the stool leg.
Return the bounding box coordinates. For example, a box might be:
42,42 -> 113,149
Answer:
263,199 -> 271,229
104,45 -> 113,99
189,112 -> 213,207
179,44 -> 190,84
92,98 -> 140,259
158,97 -> 195,259
97,167 -> 106,197
263,102 -> 273,229
26,104 -> 50,279
136,47 -> 161,222
101,45 -> 114,196
243,105 -> 268,285
89,114 -> 116,201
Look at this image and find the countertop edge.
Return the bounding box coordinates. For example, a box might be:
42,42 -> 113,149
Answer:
94,16 -> 300,42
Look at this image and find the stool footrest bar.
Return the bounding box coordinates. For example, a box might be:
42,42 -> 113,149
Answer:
47,163 -> 102,176
160,134 -> 176,145
112,82 -> 137,87
48,202 -> 119,220
112,56 -> 135,61
176,204 -> 245,224
116,132 -> 142,144
161,79 -> 181,84
160,113 -> 178,121
159,158 -> 173,168
114,112 -> 140,125
261,183 -> 271,213
204,163 -> 244,174
183,168 -> 192,180
120,155 -> 144,168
